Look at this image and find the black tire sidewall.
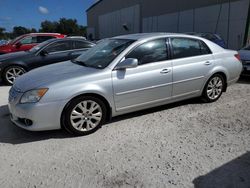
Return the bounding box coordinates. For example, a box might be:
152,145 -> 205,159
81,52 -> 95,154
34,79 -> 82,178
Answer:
63,96 -> 107,136
203,74 -> 225,103
3,66 -> 26,85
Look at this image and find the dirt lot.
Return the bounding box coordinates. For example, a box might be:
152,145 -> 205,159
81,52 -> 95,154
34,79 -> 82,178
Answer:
0,77 -> 250,188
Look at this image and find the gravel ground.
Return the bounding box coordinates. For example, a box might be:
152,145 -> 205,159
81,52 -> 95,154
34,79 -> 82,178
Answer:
0,77 -> 250,188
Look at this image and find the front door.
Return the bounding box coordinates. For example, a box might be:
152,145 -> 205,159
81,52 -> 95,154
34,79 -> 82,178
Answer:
112,38 -> 173,112
29,40 -> 73,69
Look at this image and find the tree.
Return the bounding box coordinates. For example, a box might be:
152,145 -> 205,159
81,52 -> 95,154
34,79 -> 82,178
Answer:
12,26 -> 30,37
56,18 -> 79,35
30,28 -> 37,33
0,27 -> 6,39
40,18 -> 87,36
40,20 -> 58,33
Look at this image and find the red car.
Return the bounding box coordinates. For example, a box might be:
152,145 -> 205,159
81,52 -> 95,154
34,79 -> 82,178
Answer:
0,33 -> 66,55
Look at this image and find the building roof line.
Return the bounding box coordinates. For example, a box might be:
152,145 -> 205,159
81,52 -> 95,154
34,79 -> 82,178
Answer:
86,0 -> 104,12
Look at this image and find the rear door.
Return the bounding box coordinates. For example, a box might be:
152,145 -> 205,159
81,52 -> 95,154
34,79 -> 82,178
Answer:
169,37 -> 214,97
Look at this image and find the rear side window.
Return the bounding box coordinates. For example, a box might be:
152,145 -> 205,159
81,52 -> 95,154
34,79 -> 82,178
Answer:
171,38 -> 211,59
74,41 -> 94,49
45,41 -> 72,53
126,39 -> 168,65
20,36 -> 37,44
37,36 -> 55,43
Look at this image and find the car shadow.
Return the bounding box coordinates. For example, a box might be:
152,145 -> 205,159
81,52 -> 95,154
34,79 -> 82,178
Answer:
110,97 -> 203,124
238,75 -> 250,84
193,152 -> 250,188
0,97 -> 203,145
0,80 -> 4,86
0,105 -> 72,145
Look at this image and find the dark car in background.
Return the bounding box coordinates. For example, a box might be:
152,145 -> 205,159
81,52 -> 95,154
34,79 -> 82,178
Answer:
186,32 -> 226,48
0,33 -> 66,55
239,45 -> 250,74
0,38 -> 95,85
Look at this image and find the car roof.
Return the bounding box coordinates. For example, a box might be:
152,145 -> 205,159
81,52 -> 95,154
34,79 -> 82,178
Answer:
46,37 -> 94,44
28,33 -> 63,36
113,32 -> 205,41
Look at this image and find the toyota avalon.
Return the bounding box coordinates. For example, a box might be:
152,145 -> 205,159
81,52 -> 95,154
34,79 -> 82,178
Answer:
8,33 -> 242,135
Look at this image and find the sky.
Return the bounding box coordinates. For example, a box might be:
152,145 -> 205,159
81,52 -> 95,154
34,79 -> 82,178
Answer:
0,0 -> 97,31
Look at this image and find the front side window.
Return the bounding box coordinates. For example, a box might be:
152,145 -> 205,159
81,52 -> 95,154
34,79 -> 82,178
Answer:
20,36 -> 37,44
171,38 -> 211,59
45,41 -> 72,53
126,39 -> 168,65
74,39 -> 134,69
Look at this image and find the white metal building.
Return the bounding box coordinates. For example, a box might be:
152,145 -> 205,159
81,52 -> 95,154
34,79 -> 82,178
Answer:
86,0 -> 250,49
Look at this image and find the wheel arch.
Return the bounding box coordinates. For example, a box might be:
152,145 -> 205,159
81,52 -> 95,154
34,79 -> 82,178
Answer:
203,71 -> 228,93
60,92 -> 112,129
2,63 -> 28,74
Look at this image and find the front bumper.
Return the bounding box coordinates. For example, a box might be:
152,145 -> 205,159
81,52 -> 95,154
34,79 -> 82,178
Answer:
8,92 -> 67,131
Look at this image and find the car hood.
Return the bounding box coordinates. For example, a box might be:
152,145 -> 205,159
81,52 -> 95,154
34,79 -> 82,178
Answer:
0,51 -> 30,61
14,60 -> 102,92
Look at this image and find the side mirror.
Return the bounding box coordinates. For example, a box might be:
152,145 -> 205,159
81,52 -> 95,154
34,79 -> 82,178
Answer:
40,50 -> 48,56
15,42 -> 22,48
115,58 -> 138,70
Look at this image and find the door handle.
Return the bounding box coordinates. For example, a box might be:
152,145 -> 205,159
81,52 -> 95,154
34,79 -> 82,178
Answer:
160,69 -> 171,74
204,61 -> 212,65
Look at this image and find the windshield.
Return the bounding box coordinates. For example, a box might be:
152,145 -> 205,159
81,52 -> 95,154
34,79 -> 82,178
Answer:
74,39 -> 135,69
29,39 -> 54,53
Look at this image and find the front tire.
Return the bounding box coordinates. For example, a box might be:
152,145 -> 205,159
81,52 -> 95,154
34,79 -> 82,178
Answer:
202,74 -> 225,102
3,66 -> 26,85
63,96 -> 107,136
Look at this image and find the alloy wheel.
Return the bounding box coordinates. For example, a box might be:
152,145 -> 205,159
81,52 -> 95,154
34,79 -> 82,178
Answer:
5,67 -> 25,84
70,100 -> 103,132
206,76 -> 223,100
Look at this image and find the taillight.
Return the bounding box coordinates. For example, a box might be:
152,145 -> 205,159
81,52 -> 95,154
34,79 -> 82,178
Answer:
234,54 -> 241,62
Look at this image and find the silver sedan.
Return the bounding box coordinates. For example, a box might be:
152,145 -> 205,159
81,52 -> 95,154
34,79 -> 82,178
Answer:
8,33 -> 242,135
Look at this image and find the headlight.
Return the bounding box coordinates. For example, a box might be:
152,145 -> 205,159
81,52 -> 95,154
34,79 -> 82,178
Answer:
20,88 -> 48,104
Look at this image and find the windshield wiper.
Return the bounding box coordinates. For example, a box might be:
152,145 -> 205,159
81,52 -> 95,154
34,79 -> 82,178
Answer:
71,59 -> 103,69
71,59 -> 87,66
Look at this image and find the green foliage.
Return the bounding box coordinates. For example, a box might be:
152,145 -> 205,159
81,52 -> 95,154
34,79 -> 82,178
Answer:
0,17 -> 86,40
12,26 -> 34,37
40,18 -> 87,36
40,20 -> 58,33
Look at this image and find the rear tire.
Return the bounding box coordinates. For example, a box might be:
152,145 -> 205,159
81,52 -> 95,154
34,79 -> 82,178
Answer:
63,96 -> 107,136
202,74 -> 225,103
3,65 -> 26,85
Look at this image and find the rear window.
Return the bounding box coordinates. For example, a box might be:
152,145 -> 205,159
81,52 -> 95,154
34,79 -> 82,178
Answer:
37,36 -> 55,43
45,41 -> 72,53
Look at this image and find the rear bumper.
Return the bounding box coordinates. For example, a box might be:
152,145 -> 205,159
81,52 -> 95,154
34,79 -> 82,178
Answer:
228,76 -> 240,86
8,100 -> 67,131
242,60 -> 250,71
